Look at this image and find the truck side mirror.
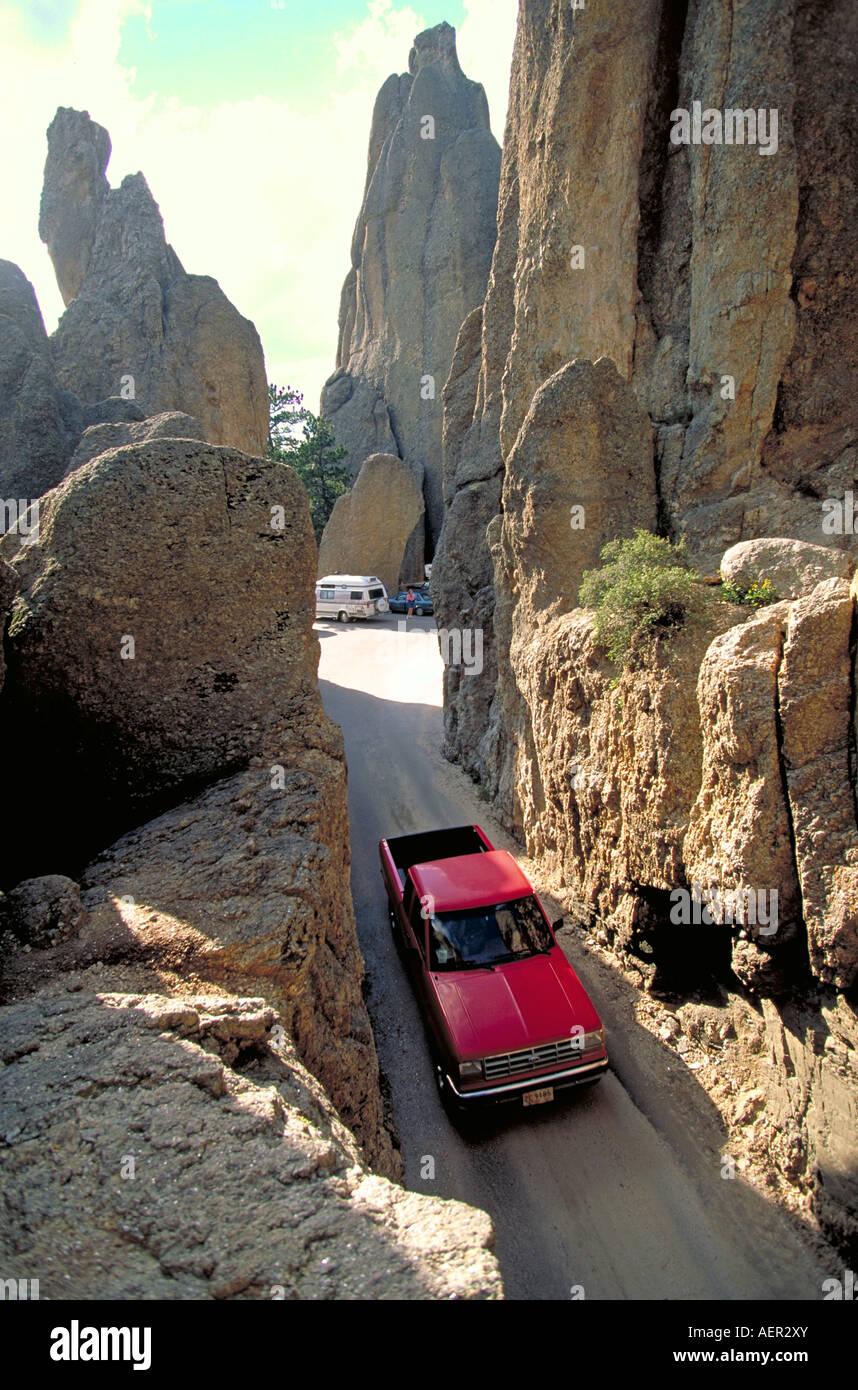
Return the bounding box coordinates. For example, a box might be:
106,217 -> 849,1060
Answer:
552,917 -> 564,933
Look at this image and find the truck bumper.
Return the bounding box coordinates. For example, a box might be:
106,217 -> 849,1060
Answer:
445,1055 -> 609,1105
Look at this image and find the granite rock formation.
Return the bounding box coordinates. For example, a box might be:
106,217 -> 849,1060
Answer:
0,437 -> 326,880
40,108 -> 268,457
0,104 -> 505,1297
317,452 -> 425,594
321,22 -> 501,544
430,0 -> 858,1255
0,419 -> 501,1287
0,259 -> 83,499
433,0 -> 858,788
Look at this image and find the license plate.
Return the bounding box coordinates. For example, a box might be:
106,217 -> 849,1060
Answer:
523,1086 -> 554,1107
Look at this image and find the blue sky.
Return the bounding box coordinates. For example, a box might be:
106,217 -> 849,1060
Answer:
1,0 -> 517,408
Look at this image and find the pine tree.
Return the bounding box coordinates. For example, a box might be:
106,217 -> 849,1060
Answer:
267,383 -> 350,542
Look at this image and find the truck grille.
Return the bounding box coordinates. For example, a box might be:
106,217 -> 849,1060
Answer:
483,1037 -> 589,1081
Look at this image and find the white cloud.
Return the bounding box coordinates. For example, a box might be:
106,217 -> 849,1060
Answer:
0,0 -> 152,334
335,0 -> 426,79
0,0 -> 518,414
457,0 -> 518,142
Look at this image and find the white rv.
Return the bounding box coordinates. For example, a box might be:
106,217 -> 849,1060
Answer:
315,574 -> 389,622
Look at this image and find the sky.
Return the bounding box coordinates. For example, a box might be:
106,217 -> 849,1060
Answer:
0,0 -> 519,411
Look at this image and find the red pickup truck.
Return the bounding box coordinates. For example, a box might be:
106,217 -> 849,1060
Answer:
379,824 -> 608,1114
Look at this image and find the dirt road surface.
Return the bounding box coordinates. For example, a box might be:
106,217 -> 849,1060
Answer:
318,614 -> 828,1301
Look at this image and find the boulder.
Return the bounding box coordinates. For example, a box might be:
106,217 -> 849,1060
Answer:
321,23 -> 501,541
721,538 -> 853,600
0,875 -> 84,949
499,358 -> 657,622
0,437 -> 326,881
40,108 -> 268,456
317,453 -> 425,596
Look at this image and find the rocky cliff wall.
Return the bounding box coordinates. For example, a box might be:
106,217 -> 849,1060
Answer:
431,0 -> 858,1257
434,0 -> 858,783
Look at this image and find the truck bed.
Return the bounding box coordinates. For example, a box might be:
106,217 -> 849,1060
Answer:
383,825 -> 491,889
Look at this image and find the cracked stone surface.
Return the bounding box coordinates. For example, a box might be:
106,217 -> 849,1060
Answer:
0,988 -> 500,1299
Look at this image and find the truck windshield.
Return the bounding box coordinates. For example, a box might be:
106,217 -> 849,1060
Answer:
428,896 -> 554,971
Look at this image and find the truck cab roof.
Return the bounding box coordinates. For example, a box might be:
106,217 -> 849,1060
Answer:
410,850 -> 534,913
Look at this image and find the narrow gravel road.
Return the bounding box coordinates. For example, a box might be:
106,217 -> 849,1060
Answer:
318,615 -> 828,1301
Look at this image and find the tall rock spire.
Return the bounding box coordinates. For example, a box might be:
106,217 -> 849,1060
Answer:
39,107 -> 268,457
321,21 -> 501,546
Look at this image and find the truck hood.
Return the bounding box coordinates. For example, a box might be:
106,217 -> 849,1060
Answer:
432,950 -> 603,1059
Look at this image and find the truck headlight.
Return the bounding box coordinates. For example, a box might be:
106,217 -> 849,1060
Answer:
458,1060 -> 483,1083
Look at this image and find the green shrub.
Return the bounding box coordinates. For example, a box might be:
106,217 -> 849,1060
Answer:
578,529 -> 706,668
720,576 -> 779,609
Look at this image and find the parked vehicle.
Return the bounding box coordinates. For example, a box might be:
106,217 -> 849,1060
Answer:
387,588 -> 434,616
379,824 -> 608,1115
315,574 -> 389,622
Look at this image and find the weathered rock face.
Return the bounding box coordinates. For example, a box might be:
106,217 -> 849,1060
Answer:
0,986 -> 500,1298
487,358 -> 659,824
431,0 -> 858,1263
40,108 -> 268,456
0,260 -> 82,499
500,360 -> 657,622
321,23 -> 501,543
70,747 -> 388,1166
0,438 -> 325,880
683,604 -> 804,993
778,579 -> 858,989
317,453 -> 424,594
762,994 -> 858,1261
434,0 -> 858,788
